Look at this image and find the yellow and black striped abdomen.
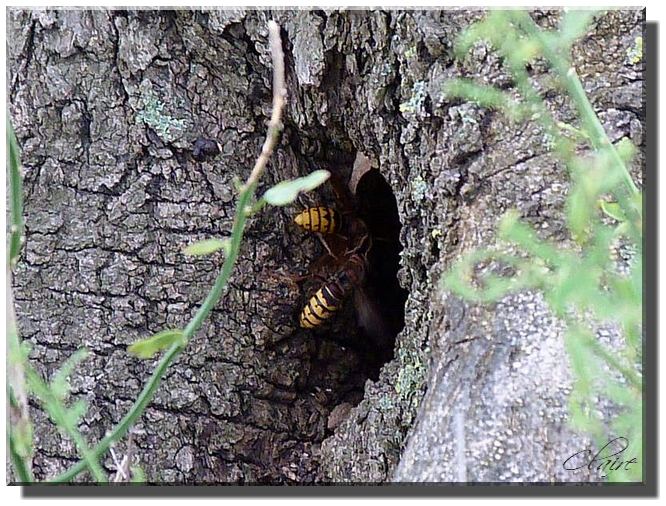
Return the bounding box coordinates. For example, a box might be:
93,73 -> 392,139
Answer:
294,207 -> 340,234
299,286 -> 340,328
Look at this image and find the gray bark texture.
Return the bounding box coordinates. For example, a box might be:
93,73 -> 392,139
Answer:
8,8 -> 644,484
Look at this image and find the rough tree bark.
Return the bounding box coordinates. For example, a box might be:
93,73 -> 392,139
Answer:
8,9 -> 644,483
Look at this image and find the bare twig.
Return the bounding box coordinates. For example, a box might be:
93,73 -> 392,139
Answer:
242,20 -> 287,191
109,448 -> 127,482
111,431 -> 135,482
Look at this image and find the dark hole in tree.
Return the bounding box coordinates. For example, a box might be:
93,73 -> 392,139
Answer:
298,163 -> 407,416
353,168 -> 408,376
280,142 -> 408,449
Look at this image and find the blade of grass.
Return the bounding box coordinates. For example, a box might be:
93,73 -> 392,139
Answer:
7,117 -> 24,268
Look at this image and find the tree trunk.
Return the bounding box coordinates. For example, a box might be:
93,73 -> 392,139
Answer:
8,8 -> 644,483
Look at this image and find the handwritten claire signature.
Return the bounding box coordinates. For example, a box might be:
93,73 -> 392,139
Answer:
563,436 -> 638,478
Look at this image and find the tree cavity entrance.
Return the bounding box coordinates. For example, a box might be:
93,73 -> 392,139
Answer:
292,160 -> 407,438
353,167 -> 408,378
306,166 -> 407,398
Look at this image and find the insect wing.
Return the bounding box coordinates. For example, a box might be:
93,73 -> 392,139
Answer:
353,287 -> 392,348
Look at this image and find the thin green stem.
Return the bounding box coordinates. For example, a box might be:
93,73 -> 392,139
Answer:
9,429 -> 33,483
7,258 -> 33,481
514,12 -> 639,196
8,385 -> 33,483
22,363 -> 107,482
501,24 -> 574,163
67,428 -> 108,483
7,117 -> 24,268
563,72 -> 639,195
183,188 -> 254,340
582,333 -> 642,391
48,343 -> 181,483
49,182 -> 256,484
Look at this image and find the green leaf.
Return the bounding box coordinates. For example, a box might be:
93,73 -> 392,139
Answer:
24,365 -> 49,400
131,465 -> 146,483
51,348 -> 89,400
66,399 -> 89,426
615,137 -> 637,163
567,186 -> 591,243
183,238 -> 230,257
453,20 -> 489,57
443,79 -> 528,121
599,200 -> 626,222
498,210 -> 561,263
559,10 -> 597,46
556,121 -> 590,142
232,175 -> 243,193
442,247 -> 536,303
128,329 -> 185,359
512,38 -> 541,63
262,170 -> 330,206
